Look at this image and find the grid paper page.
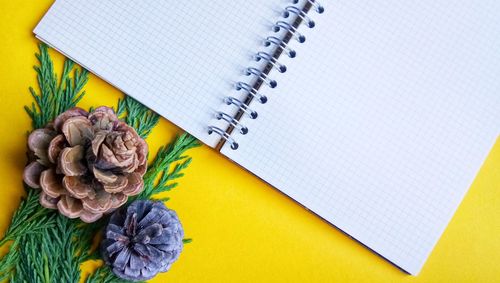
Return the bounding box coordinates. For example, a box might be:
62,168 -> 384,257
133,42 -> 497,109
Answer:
34,0 -> 285,147
222,0 -> 500,274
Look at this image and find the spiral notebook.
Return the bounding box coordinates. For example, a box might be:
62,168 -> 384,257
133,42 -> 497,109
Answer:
34,0 -> 500,275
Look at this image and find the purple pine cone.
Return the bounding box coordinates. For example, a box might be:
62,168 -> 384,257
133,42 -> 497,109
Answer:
101,200 -> 184,281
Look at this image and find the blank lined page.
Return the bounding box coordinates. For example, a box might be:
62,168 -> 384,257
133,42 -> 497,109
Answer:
222,0 -> 500,274
34,0 -> 284,147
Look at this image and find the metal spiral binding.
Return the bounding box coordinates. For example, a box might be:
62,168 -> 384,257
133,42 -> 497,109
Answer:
224,97 -> 258,119
264,37 -> 296,58
283,6 -> 315,28
245,67 -> 278,88
255,51 -> 287,73
235,82 -> 268,104
208,0 -> 324,150
216,112 -> 249,135
294,0 -> 324,14
273,21 -> 306,43
208,126 -> 239,150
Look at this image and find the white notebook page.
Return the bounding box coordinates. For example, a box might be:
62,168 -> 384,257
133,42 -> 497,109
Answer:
34,0 -> 285,147
222,0 -> 500,274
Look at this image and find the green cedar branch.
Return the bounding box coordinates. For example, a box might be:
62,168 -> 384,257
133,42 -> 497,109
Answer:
116,96 -> 160,139
131,133 -> 200,201
0,189 -> 55,247
25,43 -> 88,129
10,216 -> 90,283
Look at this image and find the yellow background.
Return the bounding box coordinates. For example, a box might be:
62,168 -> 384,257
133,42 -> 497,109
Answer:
1,1 -> 499,282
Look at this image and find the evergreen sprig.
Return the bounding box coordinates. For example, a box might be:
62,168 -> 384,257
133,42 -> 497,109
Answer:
0,189 -> 57,281
25,43 -> 88,129
0,45 -> 199,282
10,216 -> 94,283
0,240 -> 19,282
116,96 -> 160,139
133,133 -> 200,202
0,189 -> 55,247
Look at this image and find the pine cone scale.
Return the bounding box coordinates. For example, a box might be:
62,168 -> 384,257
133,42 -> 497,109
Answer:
91,131 -> 106,156
58,145 -> 87,176
109,193 -> 128,209
28,128 -> 56,166
39,192 -> 58,209
114,247 -> 132,270
129,254 -> 146,270
23,161 -> 45,188
80,210 -> 103,223
103,175 -> 128,193
122,173 -> 143,196
57,195 -> 83,218
53,108 -> 89,131
125,212 -> 138,236
40,168 -> 66,198
93,167 -> 118,184
82,189 -> 112,213
47,134 -> 66,164
62,176 -> 96,199
61,116 -> 93,146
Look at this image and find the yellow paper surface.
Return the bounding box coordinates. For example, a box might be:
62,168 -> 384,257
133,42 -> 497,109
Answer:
0,1 -> 499,282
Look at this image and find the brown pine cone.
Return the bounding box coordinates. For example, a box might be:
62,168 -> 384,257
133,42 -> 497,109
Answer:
23,107 -> 148,223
